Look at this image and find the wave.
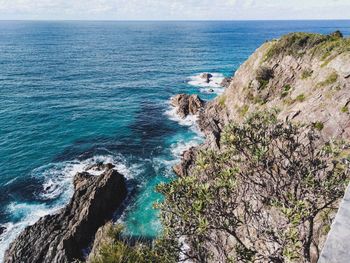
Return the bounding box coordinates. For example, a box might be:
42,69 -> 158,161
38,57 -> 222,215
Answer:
164,104 -> 198,127
187,72 -> 225,94
170,138 -> 202,159
0,154 -> 134,261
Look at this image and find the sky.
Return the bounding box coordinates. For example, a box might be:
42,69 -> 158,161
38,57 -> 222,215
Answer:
0,0 -> 349,20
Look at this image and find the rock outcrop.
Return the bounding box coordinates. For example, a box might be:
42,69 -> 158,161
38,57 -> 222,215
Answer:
4,165 -> 127,263
173,147 -> 197,177
172,32 -> 350,262
200,73 -> 213,83
170,94 -> 205,118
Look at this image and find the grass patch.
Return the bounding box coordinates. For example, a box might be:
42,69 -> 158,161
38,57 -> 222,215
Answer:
264,31 -> 350,62
264,32 -> 329,61
312,121 -> 324,131
281,85 -> 292,98
238,105 -> 249,117
341,106 -> 349,113
301,69 -> 313,79
296,94 -> 306,102
318,72 -> 338,88
218,95 -> 226,107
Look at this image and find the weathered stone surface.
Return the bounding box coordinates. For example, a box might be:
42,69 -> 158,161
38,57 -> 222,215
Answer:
173,147 -> 197,177
170,94 -> 205,118
86,222 -> 114,263
220,77 -> 232,88
4,167 -> 127,263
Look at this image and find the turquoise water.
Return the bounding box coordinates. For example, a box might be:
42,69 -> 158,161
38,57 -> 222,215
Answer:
0,20 -> 349,258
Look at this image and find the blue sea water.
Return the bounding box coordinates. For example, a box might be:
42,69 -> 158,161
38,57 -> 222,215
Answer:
0,20 -> 349,259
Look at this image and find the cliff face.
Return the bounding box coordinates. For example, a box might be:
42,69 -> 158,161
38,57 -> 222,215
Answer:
199,32 -> 350,150
170,32 -> 350,263
4,164 -> 127,263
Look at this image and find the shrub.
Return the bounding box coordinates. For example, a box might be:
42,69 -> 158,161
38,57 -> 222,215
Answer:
301,69 -> 313,79
313,121 -> 324,131
330,30 -> 343,39
341,106 -> 349,113
281,84 -> 292,98
264,32 -> 350,64
296,93 -> 306,102
264,33 -> 329,61
256,67 -> 273,89
157,111 -> 349,263
318,72 -> 339,87
90,224 -> 176,263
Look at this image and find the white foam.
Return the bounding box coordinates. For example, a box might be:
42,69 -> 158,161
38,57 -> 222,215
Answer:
0,154 -> 135,262
0,203 -> 59,262
188,72 -> 225,94
170,139 -> 202,159
164,105 -> 198,127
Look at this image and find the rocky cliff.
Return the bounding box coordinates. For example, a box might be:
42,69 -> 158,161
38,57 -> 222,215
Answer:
177,31 -> 350,176
4,164 -> 127,263
204,31 -> 350,147
168,31 -> 350,263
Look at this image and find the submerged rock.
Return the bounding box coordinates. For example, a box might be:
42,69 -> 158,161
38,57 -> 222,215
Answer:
200,73 -> 213,83
4,166 -> 127,263
170,94 -> 205,118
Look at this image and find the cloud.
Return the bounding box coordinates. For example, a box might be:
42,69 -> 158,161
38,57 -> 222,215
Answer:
0,0 -> 348,20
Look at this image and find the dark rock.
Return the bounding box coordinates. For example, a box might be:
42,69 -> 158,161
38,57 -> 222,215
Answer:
0,226 -> 6,236
170,94 -> 205,118
200,73 -> 213,83
4,167 -> 127,263
330,30 -> 343,38
208,89 -> 215,93
173,147 -> 197,177
220,77 -> 232,88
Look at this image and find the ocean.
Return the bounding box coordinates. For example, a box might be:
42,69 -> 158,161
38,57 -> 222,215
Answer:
0,20 -> 349,259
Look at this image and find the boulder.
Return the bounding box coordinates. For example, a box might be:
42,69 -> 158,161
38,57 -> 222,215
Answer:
4,166 -> 127,263
200,73 -> 213,83
170,94 -> 205,118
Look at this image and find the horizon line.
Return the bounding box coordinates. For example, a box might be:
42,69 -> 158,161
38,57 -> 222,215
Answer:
0,18 -> 349,22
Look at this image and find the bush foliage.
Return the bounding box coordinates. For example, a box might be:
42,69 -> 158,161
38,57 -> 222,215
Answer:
90,111 -> 349,263
157,111 -> 349,263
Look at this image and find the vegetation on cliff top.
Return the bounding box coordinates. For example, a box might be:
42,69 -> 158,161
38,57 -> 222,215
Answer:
264,31 -> 350,62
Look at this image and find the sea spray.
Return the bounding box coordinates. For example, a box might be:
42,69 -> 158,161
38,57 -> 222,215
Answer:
0,155 -> 135,260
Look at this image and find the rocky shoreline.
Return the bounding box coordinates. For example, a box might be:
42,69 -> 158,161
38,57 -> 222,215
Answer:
4,31 -> 350,263
4,163 -> 127,263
